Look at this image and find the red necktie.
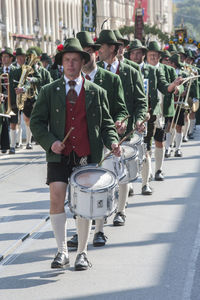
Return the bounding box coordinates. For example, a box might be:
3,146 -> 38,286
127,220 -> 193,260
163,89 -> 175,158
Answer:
67,81 -> 78,105
85,74 -> 91,81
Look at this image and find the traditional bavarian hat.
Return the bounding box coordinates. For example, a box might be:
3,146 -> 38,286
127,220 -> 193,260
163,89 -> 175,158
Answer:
128,39 -> 147,52
55,38 -> 90,65
96,30 -> 123,46
113,29 -> 129,46
76,31 -> 101,50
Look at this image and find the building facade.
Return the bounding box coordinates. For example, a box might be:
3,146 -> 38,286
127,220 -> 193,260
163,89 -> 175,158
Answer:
0,0 -> 135,54
147,0 -> 173,35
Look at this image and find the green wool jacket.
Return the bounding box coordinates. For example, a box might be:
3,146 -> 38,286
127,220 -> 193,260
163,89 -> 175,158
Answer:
97,61 -> 147,134
37,66 -> 53,92
141,63 -> 171,115
93,66 -> 128,122
30,77 -> 119,163
123,58 -> 143,81
159,63 -> 177,117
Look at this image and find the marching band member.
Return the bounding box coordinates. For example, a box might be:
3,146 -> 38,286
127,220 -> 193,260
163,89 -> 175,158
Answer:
0,47 -> 15,154
30,38 -> 121,271
96,30 -> 147,225
128,39 -> 183,194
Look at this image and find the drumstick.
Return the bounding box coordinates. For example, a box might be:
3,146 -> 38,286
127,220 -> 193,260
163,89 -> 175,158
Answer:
62,127 -> 74,144
98,117 -> 148,167
120,115 -> 130,123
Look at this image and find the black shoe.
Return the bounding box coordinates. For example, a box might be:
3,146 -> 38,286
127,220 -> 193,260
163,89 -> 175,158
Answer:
51,252 -> 70,269
113,212 -> 126,226
67,234 -> 78,248
128,187 -> 134,197
74,252 -> 92,271
93,232 -> 107,247
188,133 -> 194,140
26,143 -> 32,149
1,149 -> 7,154
182,136 -> 188,142
165,149 -> 171,158
9,147 -> 15,154
155,170 -> 164,181
15,143 -> 23,149
142,185 -> 152,195
174,149 -> 182,157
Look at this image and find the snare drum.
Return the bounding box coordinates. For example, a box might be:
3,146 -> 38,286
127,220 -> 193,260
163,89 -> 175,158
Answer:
131,132 -> 144,164
68,165 -> 119,219
101,154 -> 126,182
119,144 -> 139,184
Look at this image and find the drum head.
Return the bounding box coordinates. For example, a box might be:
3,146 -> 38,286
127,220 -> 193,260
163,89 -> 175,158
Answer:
74,168 -> 115,189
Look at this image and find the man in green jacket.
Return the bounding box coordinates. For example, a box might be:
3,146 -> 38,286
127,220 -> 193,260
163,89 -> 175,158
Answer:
96,29 -> 148,225
30,38 -> 121,271
65,31 -> 129,249
128,39 -> 183,194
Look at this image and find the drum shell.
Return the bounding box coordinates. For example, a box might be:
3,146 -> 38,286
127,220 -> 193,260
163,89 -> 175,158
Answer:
119,144 -> 139,184
68,166 -> 119,219
130,133 -> 144,164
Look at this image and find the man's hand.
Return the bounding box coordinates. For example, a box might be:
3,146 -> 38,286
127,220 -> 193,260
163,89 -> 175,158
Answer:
136,119 -> 147,133
51,140 -> 65,154
111,143 -> 121,157
115,120 -> 127,135
15,87 -> 24,95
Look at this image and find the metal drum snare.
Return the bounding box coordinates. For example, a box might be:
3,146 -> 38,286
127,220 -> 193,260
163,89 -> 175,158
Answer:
68,165 -> 119,219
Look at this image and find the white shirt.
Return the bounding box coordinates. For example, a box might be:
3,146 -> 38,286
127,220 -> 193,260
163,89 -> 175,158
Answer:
139,62 -> 145,70
103,60 -> 119,74
82,66 -> 98,82
3,66 -> 10,73
64,75 -> 83,96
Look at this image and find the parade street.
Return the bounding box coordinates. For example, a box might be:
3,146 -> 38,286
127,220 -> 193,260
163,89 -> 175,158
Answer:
0,128 -> 200,300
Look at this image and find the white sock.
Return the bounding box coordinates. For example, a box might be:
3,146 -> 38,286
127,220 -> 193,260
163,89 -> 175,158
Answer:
165,132 -> 171,150
183,120 -> 190,137
117,184 -> 129,214
155,147 -> 164,173
10,129 -> 16,148
175,132 -> 182,150
142,155 -> 151,187
171,129 -> 176,146
25,125 -> 32,144
95,219 -> 104,233
189,119 -> 195,134
50,212 -> 67,254
17,125 -> 22,145
77,216 -> 92,255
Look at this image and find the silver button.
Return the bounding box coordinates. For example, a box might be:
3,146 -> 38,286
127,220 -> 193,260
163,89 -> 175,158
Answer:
70,109 -> 72,112
72,117 -> 75,120
73,136 -> 75,139
72,146 -> 75,149
92,113 -> 95,117
56,109 -> 59,112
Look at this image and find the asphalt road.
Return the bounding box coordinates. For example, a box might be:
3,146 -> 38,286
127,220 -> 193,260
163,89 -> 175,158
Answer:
0,127 -> 200,300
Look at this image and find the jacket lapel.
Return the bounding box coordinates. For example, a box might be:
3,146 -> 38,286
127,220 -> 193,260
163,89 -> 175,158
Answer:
94,67 -> 104,87
55,76 -> 66,107
84,80 -> 96,111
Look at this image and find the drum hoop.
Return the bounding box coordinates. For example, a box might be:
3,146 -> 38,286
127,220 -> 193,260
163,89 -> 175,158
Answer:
122,145 -> 139,160
71,166 -> 117,191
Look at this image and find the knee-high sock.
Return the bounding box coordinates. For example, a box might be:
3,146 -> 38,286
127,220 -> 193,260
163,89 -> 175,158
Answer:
25,125 -> 32,144
10,129 -> 16,148
95,218 -> 104,234
165,132 -> 171,150
117,184 -> 129,214
189,119 -> 196,134
77,216 -> 92,254
175,132 -> 183,150
141,155 -> 151,187
50,212 -> 67,254
155,147 -> 164,173
183,120 -> 190,137
16,125 -> 22,145
171,129 -> 176,146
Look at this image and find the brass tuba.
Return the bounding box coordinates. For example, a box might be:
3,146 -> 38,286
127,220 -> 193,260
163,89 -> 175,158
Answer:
16,53 -> 39,110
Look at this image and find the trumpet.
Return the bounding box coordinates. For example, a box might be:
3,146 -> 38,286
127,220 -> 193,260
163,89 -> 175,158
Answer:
0,73 -> 15,116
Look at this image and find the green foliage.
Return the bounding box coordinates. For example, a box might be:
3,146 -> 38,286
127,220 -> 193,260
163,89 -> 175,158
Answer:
174,0 -> 200,40
119,24 -> 170,43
